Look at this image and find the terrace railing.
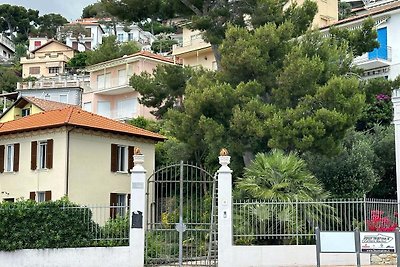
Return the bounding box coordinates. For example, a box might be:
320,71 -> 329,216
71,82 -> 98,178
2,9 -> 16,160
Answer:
233,198 -> 398,245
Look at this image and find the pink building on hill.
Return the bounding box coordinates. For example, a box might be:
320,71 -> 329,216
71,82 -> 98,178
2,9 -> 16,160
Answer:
83,51 -> 176,121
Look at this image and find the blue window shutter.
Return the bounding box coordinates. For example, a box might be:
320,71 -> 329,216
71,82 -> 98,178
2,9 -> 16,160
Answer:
368,27 -> 387,60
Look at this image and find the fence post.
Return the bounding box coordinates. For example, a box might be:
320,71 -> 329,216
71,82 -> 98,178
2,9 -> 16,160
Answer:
218,148 -> 233,267
129,148 -> 147,267
392,89 -> 400,227
363,194 -> 367,231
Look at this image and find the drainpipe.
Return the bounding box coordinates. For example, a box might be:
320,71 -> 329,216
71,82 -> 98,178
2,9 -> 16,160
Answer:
65,127 -> 75,196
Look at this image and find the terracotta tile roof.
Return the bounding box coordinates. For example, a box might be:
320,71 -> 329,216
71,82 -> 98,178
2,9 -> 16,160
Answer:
135,51 -> 175,64
0,107 -> 164,141
86,51 -> 175,70
31,39 -> 76,53
24,97 -> 74,111
320,1 -> 400,29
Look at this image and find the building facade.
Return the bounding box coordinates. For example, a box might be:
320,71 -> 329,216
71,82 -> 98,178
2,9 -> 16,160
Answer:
0,34 -> 15,62
20,40 -> 76,79
65,21 -> 104,52
83,51 -> 176,121
0,96 -> 72,123
320,1 -> 400,80
0,107 -> 162,206
16,75 -> 89,106
172,28 -> 216,70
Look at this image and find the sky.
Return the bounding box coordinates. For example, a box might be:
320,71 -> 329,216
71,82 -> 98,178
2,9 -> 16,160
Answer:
2,0 -> 98,21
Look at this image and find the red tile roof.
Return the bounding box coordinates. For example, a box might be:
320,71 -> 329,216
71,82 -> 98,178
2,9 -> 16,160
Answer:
24,97 -> 74,111
0,107 -> 164,141
87,51 -> 175,69
31,39 -> 76,53
320,1 -> 400,29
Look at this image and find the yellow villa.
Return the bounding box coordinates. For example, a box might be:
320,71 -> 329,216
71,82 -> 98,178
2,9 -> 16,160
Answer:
0,96 -> 72,123
20,40 -> 77,79
172,1 -> 338,70
0,106 -> 162,208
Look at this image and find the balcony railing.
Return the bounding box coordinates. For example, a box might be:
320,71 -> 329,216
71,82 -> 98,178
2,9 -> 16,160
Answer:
172,37 -> 211,55
97,109 -> 138,121
92,77 -> 131,92
17,75 -> 90,90
21,53 -> 70,62
353,46 -> 392,64
0,34 -> 15,52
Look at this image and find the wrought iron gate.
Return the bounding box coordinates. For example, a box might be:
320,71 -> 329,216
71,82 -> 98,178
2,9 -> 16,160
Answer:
145,162 -> 218,267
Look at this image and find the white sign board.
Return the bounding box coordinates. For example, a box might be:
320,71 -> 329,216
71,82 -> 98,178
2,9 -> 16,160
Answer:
360,232 -> 396,253
320,232 -> 356,253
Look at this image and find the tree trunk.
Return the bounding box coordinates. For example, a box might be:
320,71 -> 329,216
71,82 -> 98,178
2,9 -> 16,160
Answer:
211,43 -> 222,71
112,17 -> 117,36
242,150 -> 254,167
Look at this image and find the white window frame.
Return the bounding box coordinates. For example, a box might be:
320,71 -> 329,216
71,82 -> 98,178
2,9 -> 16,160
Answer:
116,193 -> 127,216
117,145 -> 127,172
117,33 -> 124,42
48,67 -> 60,74
116,98 -> 137,119
83,102 -> 92,112
5,144 -> 14,172
38,141 -> 47,169
21,108 -> 30,117
37,191 -> 46,203
59,94 -> 68,103
97,101 -> 111,118
118,69 -> 127,86
97,74 -> 105,90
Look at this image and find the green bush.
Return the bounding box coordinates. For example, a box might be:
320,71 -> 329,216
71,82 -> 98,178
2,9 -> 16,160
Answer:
94,215 -> 129,247
0,198 -> 96,251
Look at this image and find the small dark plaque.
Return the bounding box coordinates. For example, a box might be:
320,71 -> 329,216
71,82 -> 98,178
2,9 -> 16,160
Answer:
131,211 -> 143,229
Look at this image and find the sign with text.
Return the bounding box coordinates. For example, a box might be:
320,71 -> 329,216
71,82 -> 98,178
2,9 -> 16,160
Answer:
360,232 -> 396,253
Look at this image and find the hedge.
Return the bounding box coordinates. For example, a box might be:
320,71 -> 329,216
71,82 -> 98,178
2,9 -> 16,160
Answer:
0,198 -> 96,251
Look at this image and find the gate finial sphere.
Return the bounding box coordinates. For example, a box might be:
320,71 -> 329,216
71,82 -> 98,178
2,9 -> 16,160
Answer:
134,147 -> 142,155
220,148 -> 229,156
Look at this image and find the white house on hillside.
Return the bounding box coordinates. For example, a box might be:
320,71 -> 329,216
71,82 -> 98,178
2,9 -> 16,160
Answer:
0,34 -> 15,62
65,20 -> 104,52
320,1 -> 400,80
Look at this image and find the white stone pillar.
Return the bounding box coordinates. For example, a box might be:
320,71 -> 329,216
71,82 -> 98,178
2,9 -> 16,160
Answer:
218,149 -> 233,267
392,89 -> 400,225
129,148 -> 146,267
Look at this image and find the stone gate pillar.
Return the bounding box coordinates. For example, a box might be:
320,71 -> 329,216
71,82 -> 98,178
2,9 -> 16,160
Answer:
129,148 -> 146,267
218,148 -> 233,267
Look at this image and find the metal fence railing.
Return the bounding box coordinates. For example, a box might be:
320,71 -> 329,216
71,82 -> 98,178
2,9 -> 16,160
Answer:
63,204 -> 130,245
0,203 -> 130,247
233,198 -> 398,245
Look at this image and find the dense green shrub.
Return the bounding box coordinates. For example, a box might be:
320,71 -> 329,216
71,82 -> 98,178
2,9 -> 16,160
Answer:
0,198 -> 96,251
94,215 -> 130,246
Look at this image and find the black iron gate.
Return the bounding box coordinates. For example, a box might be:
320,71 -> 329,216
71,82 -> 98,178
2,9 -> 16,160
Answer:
145,161 -> 218,267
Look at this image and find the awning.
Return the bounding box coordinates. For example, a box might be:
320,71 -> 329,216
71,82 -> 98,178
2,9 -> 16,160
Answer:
45,62 -> 61,68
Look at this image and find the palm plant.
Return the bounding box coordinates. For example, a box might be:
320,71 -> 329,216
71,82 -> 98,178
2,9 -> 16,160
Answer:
236,150 -> 329,201
234,150 -> 336,244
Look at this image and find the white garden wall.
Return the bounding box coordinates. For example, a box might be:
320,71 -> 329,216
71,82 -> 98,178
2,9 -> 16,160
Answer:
230,245 -> 370,267
0,247 -> 134,267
